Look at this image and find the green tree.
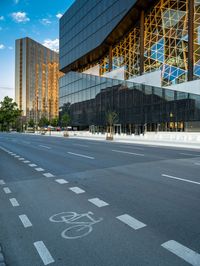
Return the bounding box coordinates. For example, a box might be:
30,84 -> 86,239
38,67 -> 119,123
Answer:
50,117 -> 59,127
28,119 -> 35,128
0,96 -> 21,131
106,111 -> 118,140
61,113 -> 70,137
38,116 -> 49,128
61,113 -> 70,128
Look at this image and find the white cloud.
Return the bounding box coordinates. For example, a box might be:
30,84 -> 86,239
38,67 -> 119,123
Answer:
8,46 -> 13,50
0,44 -> 5,49
0,16 -> 4,20
11,12 -> 30,23
56,13 -> 62,19
40,18 -> 51,25
43,39 -> 59,52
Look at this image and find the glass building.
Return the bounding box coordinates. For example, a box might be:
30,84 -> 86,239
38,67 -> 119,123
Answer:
15,37 -> 60,123
59,0 -> 200,132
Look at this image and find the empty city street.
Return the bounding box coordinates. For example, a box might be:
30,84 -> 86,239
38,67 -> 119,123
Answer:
0,132 -> 200,266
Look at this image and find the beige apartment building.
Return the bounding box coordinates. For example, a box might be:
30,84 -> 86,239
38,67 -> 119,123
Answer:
15,37 -> 61,123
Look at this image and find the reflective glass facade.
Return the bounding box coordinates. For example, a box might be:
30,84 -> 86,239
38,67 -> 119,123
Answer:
59,0 -> 200,131
60,72 -> 200,132
60,0 -> 136,72
15,37 -> 60,122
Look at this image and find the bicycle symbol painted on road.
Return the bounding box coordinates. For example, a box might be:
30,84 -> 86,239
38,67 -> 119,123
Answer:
49,211 -> 103,239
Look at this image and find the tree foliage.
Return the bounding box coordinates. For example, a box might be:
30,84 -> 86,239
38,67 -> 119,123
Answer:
105,111 -> 118,138
61,113 -> 70,128
50,117 -> 59,127
28,119 -> 35,128
0,96 -> 21,131
38,116 -> 49,128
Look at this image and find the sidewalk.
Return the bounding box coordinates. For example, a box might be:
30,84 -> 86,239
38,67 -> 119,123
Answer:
33,131 -> 200,150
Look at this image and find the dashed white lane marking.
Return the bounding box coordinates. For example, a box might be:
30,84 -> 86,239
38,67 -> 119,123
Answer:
34,241 -> 55,265
39,145 -> 51,149
3,187 -> 11,194
161,240 -> 200,266
194,162 -> 200,166
18,158 -> 25,160
180,152 -> 200,157
19,214 -> 32,228
72,143 -> 89,147
112,149 -> 144,156
119,146 -> 144,150
162,174 -> 200,185
88,198 -> 109,207
55,179 -> 68,184
116,214 -> 146,230
35,168 -> 44,172
43,173 -> 54,178
22,141 -> 31,144
9,198 -> 19,207
14,155 -> 20,158
69,187 -> 85,194
23,160 -> 30,163
68,151 -> 95,160
0,180 -> 5,185
29,163 -> 37,167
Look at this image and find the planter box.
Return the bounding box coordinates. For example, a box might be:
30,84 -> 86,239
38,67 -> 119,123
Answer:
106,136 -> 113,141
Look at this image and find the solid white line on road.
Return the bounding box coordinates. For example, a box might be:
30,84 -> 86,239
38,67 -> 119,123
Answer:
23,160 -> 30,163
19,214 -> 32,228
3,187 -> 11,194
162,174 -> 200,185
72,143 -> 89,147
112,149 -> 144,156
0,180 -> 5,185
34,241 -> 55,265
43,173 -> 54,178
55,179 -> 68,184
35,168 -> 44,172
119,146 -> 144,150
39,145 -> 51,149
69,187 -> 85,194
116,214 -> 146,230
180,152 -> 200,156
9,198 -> 19,207
88,198 -> 109,207
18,158 -> 25,160
29,164 -> 37,167
161,240 -> 200,266
68,152 -> 94,160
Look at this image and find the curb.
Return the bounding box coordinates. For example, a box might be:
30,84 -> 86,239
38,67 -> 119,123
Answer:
0,246 -> 6,266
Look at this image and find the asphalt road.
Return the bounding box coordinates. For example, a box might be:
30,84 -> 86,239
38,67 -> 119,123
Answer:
0,132 -> 200,266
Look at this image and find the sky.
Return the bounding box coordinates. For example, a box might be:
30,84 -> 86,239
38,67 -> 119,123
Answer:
0,0 -> 75,102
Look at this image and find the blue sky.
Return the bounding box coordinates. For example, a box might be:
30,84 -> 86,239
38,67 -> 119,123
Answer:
0,0 -> 75,101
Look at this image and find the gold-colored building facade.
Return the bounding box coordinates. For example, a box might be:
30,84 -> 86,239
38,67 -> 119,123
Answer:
15,37 -> 60,123
96,0 -> 200,86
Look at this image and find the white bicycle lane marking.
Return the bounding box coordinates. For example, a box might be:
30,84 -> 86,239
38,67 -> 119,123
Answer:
49,211 -> 103,239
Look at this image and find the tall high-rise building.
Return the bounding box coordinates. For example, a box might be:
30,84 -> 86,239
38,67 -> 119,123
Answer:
15,37 -> 60,123
59,0 -> 200,132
